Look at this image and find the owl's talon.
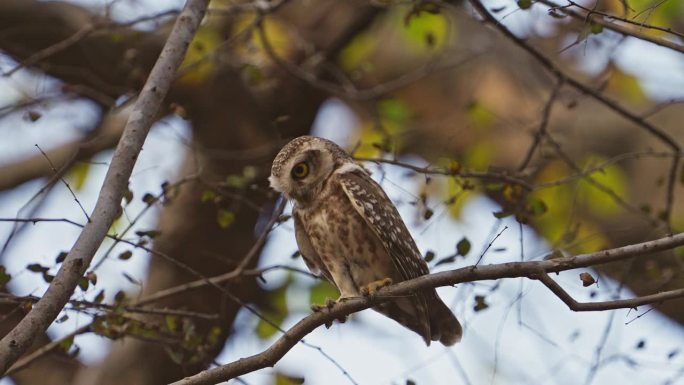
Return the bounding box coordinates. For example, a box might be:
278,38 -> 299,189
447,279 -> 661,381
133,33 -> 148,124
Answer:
361,278 -> 393,296
325,298 -> 336,308
337,315 -> 347,323
310,303 -> 326,312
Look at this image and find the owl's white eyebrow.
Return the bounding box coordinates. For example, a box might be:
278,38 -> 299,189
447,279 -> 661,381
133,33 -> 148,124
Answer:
334,162 -> 364,175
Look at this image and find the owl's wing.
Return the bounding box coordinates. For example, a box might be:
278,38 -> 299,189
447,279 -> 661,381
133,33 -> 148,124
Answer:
293,210 -> 334,283
338,169 -> 431,281
338,169 -> 433,343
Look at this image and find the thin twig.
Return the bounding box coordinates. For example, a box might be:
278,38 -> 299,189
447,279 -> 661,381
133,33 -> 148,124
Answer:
517,80 -> 563,171
354,157 -> 533,189
35,144 -> 91,222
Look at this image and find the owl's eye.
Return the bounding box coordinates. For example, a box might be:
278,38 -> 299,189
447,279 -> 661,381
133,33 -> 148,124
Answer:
291,162 -> 310,179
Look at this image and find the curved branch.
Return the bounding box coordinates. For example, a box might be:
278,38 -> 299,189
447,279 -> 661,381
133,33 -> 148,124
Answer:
0,0 -> 210,374
172,232 -> 684,385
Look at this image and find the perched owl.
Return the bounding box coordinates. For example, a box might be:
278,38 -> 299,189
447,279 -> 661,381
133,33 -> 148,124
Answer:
269,136 -> 462,346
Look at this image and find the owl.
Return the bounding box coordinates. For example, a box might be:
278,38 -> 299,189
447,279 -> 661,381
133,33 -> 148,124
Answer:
269,136 -> 462,346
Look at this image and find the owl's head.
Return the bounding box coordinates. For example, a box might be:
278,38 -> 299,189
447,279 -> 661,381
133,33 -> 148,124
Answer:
269,136 -> 353,204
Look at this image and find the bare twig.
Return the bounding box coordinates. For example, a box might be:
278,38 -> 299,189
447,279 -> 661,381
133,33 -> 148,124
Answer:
517,80 -> 563,171
354,157 -> 533,189
539,0 -> 684,54
34,144 -> 90,222
536,272 -> 684,311
171,232 -> 684,385
0,0 -> 211,373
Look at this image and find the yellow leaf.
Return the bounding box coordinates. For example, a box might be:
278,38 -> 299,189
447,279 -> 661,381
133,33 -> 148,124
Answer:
66,161 -> 91,191
177,27 -> 223,85
577,156 -> 629,217
400,7 -> 450,51
339,31 -> 377,72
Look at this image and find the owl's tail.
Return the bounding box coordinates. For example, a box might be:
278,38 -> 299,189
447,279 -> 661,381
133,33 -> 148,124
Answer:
428,293 -> 462,346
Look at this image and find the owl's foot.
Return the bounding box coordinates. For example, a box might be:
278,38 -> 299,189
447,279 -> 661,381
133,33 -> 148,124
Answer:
310,297 -> 339,312
360,278 -> 393,296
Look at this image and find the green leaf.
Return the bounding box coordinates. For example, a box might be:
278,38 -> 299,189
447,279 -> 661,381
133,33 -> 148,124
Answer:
590,21 -> 603,34
142,193 -> 156,205
473,295 -> 489,312
401,7 -> 449,50
379,98 -> 411,126
0,266 -> 11,285
78,277 -> 89,291
165,315 -> 179,332
216,209 -> 235,229
225,175 -> 247,189
55,251 -> 68,263
201,190 -> 217,202
59,335 -> 74,352
309,281 -> 339,306
118,250 -> 133,260
456,237 -> 471,256
275,373 -> 305,385
577,156 -> 629,217
527,198 -> 547,216
517,0 -> 532,9
24,110 -> 42,122
27,263 -> 48,273
123,186 -> 134,205
66,162 -> 91,191
424,250 -> 435,262
434,256 -> 456,266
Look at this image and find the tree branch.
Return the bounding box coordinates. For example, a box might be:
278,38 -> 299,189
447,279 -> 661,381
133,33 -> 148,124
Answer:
172,232 -> 684,385
539,0 -> 684,55
0,0 -> 210,374
535,271 -> 684,311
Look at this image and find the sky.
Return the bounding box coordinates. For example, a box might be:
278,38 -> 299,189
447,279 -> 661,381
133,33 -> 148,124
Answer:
0,0 -> 683,384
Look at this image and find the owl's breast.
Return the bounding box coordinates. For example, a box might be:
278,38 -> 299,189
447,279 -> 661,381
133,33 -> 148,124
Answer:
299,187 -> 397,290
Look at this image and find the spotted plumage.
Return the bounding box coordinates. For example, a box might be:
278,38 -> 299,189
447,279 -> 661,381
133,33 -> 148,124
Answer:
269,136 -> 462,345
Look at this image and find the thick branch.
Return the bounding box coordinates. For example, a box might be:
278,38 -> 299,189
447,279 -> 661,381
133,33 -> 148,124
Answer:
172,232 -> 684,385
0,0 -> 210,374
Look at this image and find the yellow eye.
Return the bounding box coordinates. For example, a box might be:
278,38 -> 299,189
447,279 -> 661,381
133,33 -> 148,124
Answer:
291,162 -> 309,179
